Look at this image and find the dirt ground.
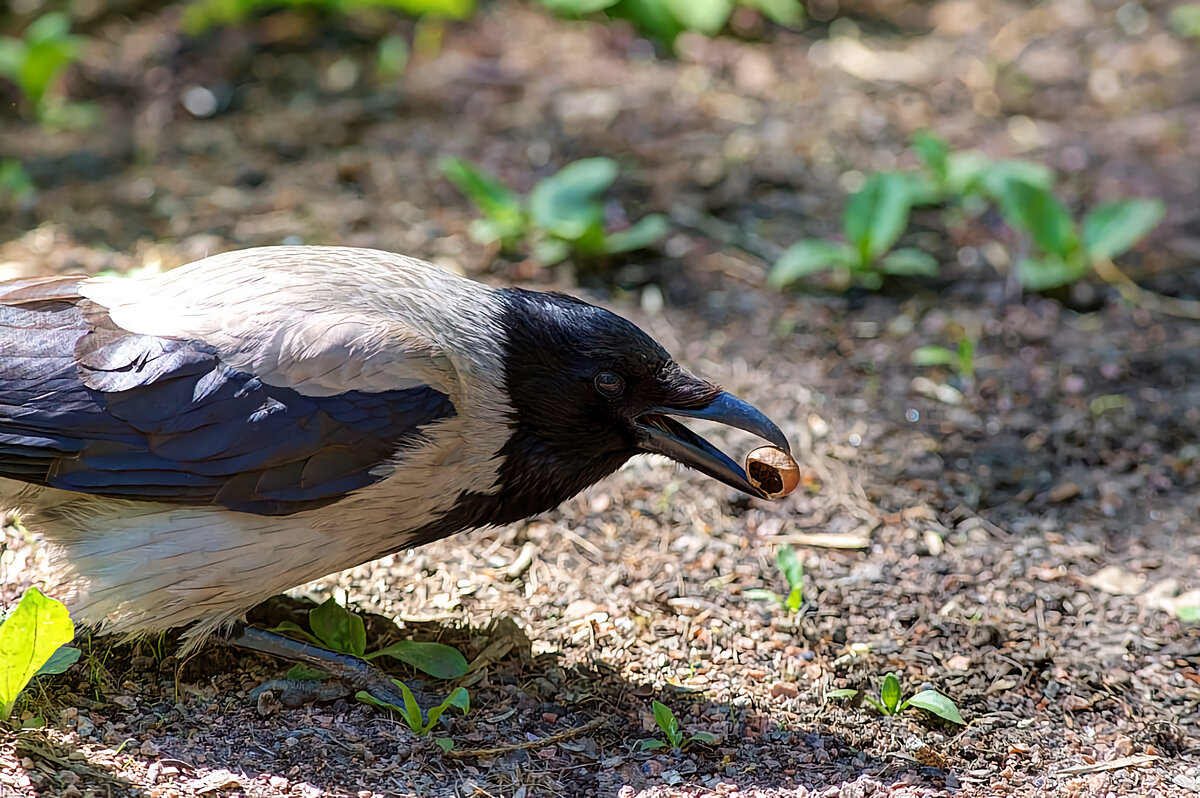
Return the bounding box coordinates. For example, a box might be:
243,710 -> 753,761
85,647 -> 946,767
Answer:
1,1 -> 1199,796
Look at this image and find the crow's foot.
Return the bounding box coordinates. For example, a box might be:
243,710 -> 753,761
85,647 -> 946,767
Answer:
230,625 -> 429,709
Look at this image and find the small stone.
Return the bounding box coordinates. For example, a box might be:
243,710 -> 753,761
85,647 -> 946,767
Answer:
770,681 -> 800,699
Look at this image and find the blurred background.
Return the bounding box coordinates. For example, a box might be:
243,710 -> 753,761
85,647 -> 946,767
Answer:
3,1 -> 1200,796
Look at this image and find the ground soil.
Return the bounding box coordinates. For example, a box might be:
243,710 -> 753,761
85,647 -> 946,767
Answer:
1,1 -> 1198,796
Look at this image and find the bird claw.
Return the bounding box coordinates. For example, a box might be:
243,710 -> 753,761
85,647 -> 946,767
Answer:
250,678 -> 351,708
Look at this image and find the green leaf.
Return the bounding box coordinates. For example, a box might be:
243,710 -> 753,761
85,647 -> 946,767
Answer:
367,640 -> 468,680
0,40 -> 26,82
1171,4 -> 1200,37
879,248 -> 939,276
912,130 -> 949,182
978,159 -> 1055,197
905,174 -> 944,207
661,0 -> 733,35
268,621 -> 324,647
34,645 -> 80,677
433,737 -> 454,752
783,586 -> 803,613
396,679 -> 427,732
440,157 -> 524,241
603,214 -> 668,254
902,690 -> 965,724
0,160 -> 35,199
468,217 -> 522,247
742,588 -> 783,603
25,13 -> 72,45
957,336 -> 975,380
742,0 -> 804,26
425,686 -> 470,730
1016,255 -> 1088,291
639,738 -> 668,750
862,695 -> 887,714
991,178 -> 1078,258
1082,199 -> 1165,261
776,545 -> 803,593
532,236 -> 572,265
1176,605 -> 1200,623
20,39 -> 79,104
825,688 -> 858,701
843,173 -> 914,263
0,587 -> 76,719
767,240 -> 855,288
308,598 -> 366,657
606,0 -> 686,46
651,700 -> 679,739
370,0 -> 476,18
943,151 -> 992,197
880,673 -> 902,715
376,34 -> 409,80
912,346 -> 958,368
528,158 -> 617,242
537,0 -> 621,14
686,731 -> 718,746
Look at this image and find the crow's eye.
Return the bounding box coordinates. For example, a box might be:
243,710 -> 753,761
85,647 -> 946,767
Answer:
594,371 -> 625,398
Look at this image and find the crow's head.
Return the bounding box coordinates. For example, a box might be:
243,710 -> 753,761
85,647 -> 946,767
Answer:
487,288 -> 790,520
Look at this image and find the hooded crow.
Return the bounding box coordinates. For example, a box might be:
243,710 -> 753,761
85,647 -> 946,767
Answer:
1,246 -> 789,663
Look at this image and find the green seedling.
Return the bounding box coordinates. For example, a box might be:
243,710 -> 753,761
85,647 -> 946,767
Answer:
1177,605 -> 1200,623
537,0 -> 802,48
0,587 -> 80,721
909,130 -> 1054,212
744,544 -> 804,613
441,156 -> 667,265
826,672 -> 964,725
989,174 -> 1165,291
769,172 -> 939,291
181,0 -> 475,35
272,597 -> 468,682
0,13 -> 86,123
358,682 -> 469,750
912,336 -> 975,381
639,700 -> 717,752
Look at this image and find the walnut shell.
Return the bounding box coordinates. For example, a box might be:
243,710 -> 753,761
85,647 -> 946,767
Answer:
746,446 -> 800,499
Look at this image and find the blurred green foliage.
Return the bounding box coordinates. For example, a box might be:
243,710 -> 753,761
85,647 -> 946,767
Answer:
0,160 -> 35,205
770,132 -> 1165,294
0,12 -> 84,120
441,156 -> 668,265
537,0 -> 803,47
1169,4 -> 1200,39
181,0 -> 474,33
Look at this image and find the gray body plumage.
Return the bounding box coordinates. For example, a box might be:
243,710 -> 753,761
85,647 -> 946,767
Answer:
3,248 -> 517,643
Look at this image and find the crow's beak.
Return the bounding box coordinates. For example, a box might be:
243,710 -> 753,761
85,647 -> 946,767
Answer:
635,391 -> 790,500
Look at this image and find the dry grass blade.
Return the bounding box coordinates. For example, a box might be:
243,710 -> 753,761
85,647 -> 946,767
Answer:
1055,754 -> 1162,776
442,716 -> 608,759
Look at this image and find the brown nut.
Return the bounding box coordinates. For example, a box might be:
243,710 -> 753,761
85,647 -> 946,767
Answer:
746,446 -> 800,499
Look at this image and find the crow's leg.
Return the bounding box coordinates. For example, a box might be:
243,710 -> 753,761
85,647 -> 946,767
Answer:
229,624 -> 426,709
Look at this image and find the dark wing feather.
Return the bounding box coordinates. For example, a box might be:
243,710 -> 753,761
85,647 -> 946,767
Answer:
0,284 -> 455,515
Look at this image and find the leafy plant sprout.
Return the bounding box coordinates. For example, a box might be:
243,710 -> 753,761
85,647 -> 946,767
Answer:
440,156 -> 668,266
744,544 -> 805,613
358,683 -> 469,752
640,700 -> 717,753
826,672 -> 964,725
769,131 -> 1166,298
271,597 -> 468,686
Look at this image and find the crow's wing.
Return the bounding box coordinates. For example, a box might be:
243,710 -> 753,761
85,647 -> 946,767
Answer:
0,275 -> 455,516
